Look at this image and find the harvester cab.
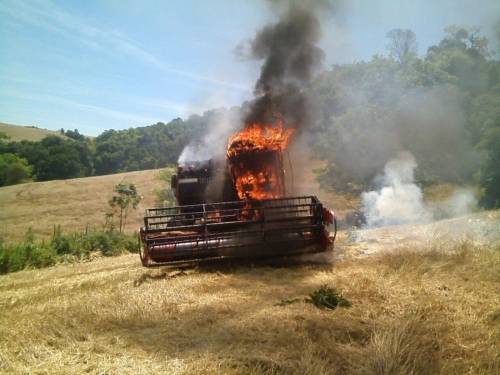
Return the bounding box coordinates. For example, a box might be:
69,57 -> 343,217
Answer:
171,159 -> 238,207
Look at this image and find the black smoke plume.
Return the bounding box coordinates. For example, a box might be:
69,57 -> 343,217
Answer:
243,2 -> 325,129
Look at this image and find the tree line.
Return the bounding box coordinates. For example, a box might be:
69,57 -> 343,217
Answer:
0,25 -> 499,207
0,115 -> 210,183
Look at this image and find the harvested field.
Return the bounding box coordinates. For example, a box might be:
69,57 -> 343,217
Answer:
0,227 -> 498,374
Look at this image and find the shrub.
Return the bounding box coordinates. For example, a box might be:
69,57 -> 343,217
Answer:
84,231 -> 114,255
0,228 -> 137,274
0,153 -> 32,186
0,244 -> 28,273
122,235 -> 138,253
0,241 -> 57,274
0,247 -> 8,274
81,231 -> 136,256
51,225 -> 78,255
27,244 -> 58,268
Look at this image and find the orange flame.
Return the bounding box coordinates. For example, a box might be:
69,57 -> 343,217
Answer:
227,120 -> 294,201
227,121 -> 294,158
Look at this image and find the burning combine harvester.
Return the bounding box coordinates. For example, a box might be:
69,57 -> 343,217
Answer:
138,0 -> 335,266
139,121 -> 336,266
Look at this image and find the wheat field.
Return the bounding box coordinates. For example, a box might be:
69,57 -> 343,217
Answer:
0,239 -> 498,374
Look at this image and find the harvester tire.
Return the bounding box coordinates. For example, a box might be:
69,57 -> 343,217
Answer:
138,229 -> 150,267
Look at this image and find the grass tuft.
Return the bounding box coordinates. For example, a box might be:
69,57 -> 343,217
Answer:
275,297 -> 301,306
306,284 -> 351,310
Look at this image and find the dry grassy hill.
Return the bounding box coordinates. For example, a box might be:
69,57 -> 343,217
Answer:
0,122 -> 69,142
0,169 -> 170,242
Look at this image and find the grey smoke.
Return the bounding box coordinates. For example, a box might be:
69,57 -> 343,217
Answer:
325,84 -> 480,188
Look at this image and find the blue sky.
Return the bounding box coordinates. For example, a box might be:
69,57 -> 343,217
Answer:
1,0 -> 499,136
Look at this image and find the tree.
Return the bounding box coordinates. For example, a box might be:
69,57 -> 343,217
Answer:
442,25 -> 489,57
496,21 -> 500,52
109,183 -> 141,233
426,26 -> 490,94
479,127 -> 500,208
64,129 -> 85,141
92,117 -> 207,175
309,26 -> 500,193
6,136 -> 92,181
386,29 -> 417,64
473,87 -> 500,207
0,153 -> 32,186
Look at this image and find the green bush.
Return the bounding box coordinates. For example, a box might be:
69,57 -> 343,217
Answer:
0,240 -> 57,274
81,231 -> 136,256
0,228 -> 137,274
27,244 -> 58,268
0,153 -> 32,186
0,244 -> 27,273
122,236 -> 138,253
51,225 -> 78,255
0,248 -> 8,274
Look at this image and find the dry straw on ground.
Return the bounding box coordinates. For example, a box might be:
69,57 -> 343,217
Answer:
0,240 -> 498,374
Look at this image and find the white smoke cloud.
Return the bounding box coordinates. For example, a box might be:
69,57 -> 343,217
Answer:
361,151 -> 478,228
361,151 -> 432,227
431,188 -> 478,220
178,106 -> 243,163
